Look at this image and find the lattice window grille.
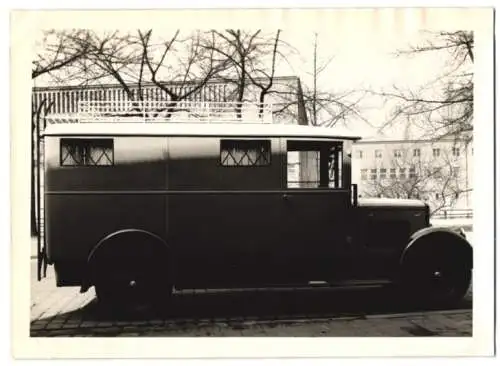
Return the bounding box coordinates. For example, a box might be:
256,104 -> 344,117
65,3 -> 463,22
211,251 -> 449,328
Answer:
61,139 -> 113,166
221,140 -> 271,167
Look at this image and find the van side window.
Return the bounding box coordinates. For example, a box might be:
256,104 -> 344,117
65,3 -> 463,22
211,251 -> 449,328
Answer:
60,138 -> 114,166
220,139 -> 271,167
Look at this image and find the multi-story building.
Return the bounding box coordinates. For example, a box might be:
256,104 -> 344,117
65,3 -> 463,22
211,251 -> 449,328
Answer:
351,136 -> 473,214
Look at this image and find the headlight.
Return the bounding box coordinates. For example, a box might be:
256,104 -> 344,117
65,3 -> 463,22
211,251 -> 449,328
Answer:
459,228 -> 466,238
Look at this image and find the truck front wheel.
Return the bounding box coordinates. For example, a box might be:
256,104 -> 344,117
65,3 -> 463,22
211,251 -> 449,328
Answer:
400,248 -> 471,308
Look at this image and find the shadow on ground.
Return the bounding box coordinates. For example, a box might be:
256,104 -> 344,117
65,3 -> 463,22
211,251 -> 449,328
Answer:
33,285 -> 473,325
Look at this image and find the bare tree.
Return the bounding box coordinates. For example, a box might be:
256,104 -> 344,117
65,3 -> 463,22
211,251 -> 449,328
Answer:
64,30 -> 146,101
41,29 -> 231,118
138,29 -> 230,117
375,31 -> 473,141
202,29 -> 300,120
244,30 -> 282,118
204,29 -> 265,118
271,33 -> 368,127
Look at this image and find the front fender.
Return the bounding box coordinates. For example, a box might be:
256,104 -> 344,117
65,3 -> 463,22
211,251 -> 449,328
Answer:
409,225 -> 468,243
401,226 -> 473,268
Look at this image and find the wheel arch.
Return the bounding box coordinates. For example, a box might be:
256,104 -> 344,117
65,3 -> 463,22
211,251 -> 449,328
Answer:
88,228 -> 169,262
83,228 -> 172,291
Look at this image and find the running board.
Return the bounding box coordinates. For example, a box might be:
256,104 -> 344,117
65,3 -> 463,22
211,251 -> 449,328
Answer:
314,279 -> 392,288
174,279 -> 393,293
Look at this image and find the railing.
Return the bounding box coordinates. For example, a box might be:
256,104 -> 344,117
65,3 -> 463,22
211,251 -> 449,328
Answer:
432,208 -> 473,219
46,100 -> 274,124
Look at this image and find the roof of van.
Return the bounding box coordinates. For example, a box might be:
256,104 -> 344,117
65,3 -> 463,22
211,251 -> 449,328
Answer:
43,122 -> 363,140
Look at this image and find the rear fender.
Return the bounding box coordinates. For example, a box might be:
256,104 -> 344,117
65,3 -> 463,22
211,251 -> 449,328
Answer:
82,229 -> 172,292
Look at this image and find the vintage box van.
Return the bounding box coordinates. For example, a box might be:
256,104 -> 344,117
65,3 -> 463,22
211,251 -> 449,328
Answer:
37,101 -> 472,310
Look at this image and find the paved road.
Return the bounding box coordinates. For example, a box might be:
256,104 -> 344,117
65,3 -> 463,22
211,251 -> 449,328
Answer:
30,260 -> 472,337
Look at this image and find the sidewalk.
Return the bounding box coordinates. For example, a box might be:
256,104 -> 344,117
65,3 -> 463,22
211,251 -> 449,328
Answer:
30,308 -> 472,337
31,262 -> 472,337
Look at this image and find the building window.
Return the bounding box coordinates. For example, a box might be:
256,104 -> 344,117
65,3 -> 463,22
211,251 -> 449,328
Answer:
393,149 -> 402,158
60,138 -> 114,166
361,169 -> 367,181
453,166 -> 460,177
399,168 -> 406,179
380,168 -> 387,179
370,169 -> 377,180
433,148 -> 440,157
357,150 -> 363,159
221,139 -> 271,166
413,148 -> 420,157
409,166 -> 416,178
375,149 -> 382,158
390,168 -> 396,179
452,147 -> 460,156
435,193 -> 440,200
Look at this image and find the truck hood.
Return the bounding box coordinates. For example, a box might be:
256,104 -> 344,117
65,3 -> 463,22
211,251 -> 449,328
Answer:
358,197 -> 427,209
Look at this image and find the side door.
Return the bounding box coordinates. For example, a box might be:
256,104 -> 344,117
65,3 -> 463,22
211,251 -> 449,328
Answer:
278,139 -> 351,282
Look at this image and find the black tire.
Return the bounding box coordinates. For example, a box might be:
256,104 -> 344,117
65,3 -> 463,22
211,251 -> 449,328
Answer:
400,249 -> 472,308
91,239 -> 173,313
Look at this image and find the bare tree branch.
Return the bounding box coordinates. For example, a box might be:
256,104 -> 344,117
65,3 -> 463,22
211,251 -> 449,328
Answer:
33,30 -> 92,79
373,30 -> 473,141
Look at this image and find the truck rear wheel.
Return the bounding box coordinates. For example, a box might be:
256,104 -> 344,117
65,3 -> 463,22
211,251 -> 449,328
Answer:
89,230 -> 173,313
94,256 -> 173,313
400,248 -> 471,308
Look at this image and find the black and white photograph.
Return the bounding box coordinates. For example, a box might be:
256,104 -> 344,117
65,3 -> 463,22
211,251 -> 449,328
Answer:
9,6 -> 495,359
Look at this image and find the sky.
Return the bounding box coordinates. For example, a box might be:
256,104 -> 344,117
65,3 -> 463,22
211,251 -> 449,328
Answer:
279,28 -> 440,90
275,29 -> 453,138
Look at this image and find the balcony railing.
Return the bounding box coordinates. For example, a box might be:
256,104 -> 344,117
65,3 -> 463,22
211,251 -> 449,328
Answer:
432,208 -> 473,219
45,100 -> 274,124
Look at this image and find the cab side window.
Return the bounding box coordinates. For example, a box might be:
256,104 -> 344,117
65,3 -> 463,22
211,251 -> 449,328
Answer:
60,138 -> 114,166
287,140 -> 343,189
